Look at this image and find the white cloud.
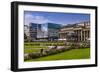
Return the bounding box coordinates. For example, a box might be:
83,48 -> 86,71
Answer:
24,13 -> 49,26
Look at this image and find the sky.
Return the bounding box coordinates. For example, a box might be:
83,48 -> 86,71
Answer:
24,11 -> 90,26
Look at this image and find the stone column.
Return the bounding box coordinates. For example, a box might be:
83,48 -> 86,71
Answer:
81,30 -> 83,41
86,31 -> 87,41
84,31 -> 85,41
84,31 -> 86,41
77,30 -> 79,41
79,30 -> 81,41
88,30 -> 90,38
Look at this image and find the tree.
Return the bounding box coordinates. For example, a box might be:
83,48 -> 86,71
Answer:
24,33 -> 27,40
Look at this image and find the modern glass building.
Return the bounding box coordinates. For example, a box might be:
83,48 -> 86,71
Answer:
29,22 -> 61,41
29,23 -> 37,40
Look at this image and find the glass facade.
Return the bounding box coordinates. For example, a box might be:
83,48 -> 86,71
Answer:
29,23 -> 61,41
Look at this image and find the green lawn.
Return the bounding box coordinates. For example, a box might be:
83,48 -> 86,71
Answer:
26,48 -> 90,62
24,41 -> 65,54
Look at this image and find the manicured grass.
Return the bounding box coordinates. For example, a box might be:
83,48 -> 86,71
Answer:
24,41 -> 65,54
24,48 -> 39,53
26,48 -> 90,62
24,47 -> 49,54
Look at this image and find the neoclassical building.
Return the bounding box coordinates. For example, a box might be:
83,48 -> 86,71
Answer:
59,21 -> 90,42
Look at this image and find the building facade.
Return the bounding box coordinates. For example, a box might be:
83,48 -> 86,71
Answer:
24,25 -> 30,41
48,23 -> 61,41
59,22 -> 90,42
29,23 -> 38,41
28,23 -> 61,41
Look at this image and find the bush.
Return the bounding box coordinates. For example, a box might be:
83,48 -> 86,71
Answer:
28,52 -> 41,59
67,41 -> 90,50
68,43 -> 77,49
24,54 -> 30,61
45,49 -> 57,55
24,45 -> 76,61
79,41 -> 90,48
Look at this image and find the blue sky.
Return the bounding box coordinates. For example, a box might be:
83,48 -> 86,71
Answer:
24,11 -> 90,25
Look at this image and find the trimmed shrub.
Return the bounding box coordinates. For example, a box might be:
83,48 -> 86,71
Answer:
24,54 -> 30,61
25,48 -> 68,61
28,52 -> 41,59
